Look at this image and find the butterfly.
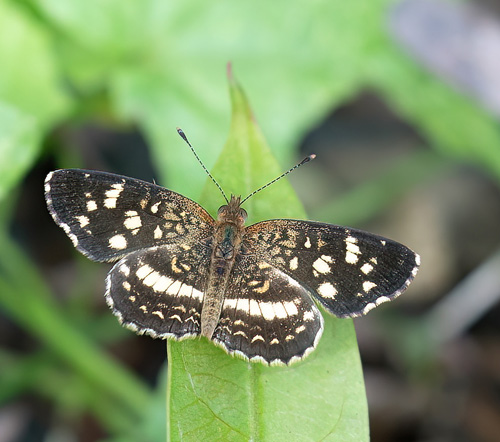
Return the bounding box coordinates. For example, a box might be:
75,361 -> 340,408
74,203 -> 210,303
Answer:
44,133 -> 419,365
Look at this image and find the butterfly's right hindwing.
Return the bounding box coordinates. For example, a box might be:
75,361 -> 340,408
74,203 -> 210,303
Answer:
45,169 -> 215,262
213,255 -> 324,365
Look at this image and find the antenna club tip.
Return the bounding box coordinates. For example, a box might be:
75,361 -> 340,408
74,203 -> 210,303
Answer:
177,128 -> 190,144
300,154 -> 316,165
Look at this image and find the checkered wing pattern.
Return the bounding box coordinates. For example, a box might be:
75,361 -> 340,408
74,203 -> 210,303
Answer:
44,169 -> 215,262
106,244 -> 210,339
244,220 -> 419,318
213,256 -> 324,365
45,168 -> 420,365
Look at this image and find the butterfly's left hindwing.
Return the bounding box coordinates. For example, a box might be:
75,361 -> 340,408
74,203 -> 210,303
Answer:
106,244 -> 211,339
45,169 -> 214,262
244,219 -> 419,318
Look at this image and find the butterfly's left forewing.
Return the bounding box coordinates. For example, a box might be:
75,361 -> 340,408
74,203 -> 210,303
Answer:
45,169 -> 214,262
244,219 -> 419,318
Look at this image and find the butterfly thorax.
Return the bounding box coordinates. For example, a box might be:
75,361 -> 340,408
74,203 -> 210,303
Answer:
200,195 -> 248,338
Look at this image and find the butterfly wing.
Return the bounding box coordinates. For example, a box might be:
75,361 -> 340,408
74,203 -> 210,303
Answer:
106,244 -> 211,339
212,255 -> 324,365
45,169 -> 215,262
244,220 -> 419,318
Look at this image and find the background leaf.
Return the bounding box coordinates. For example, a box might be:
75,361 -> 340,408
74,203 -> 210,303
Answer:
167,73 -> 368,442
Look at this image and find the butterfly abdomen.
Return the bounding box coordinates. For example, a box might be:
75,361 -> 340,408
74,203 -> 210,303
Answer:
201,217 -> 244,339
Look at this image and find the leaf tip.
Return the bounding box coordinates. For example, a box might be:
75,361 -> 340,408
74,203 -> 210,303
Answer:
227,62 -> 234,82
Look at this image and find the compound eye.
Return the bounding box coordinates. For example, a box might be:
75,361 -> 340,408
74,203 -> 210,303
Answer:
240,208 -> 248,221
217,205 -> 226,215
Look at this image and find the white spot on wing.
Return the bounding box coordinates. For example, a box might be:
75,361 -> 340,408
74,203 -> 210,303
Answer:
346,241 -> 360,255
304,237 -> 311,248
260,302 -> 275,320
136,264 -> 153,280
317,282 -> 337,299
104,198 -> 117,209
313,257 -> 330,274
68,232 -> 79,246
362,296 -> 391,314
361,263 -> 373,274
251,335 -> 265,343
283,301 -> 299,316
152,311 -> 165,320
124,214 -> 142,230
272,303 -> 288,319
109,234 -> 127,249
250,300 -> 261,317
303,310 -> 315,321
236,298 -> 250,315
143,270 -> 161,287
224,299 -> 298,319
295,325 -> 306,333
106,186 -> 123,198
166,280 -> 204,301
154,225 -> 162,239
363,281 -> 377,292
76,215 -> 89,228
345,251 -> 358,264
151,202 -> 160,214
289,256 -> 298,271
87,200 -> 97,211
45,172 -> 53,188
153,275 -> 172,292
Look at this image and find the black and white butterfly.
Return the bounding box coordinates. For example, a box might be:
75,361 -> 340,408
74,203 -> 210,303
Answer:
45,136 -> 419,365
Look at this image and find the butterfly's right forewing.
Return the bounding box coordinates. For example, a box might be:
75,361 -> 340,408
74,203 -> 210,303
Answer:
244,219 -> 419,318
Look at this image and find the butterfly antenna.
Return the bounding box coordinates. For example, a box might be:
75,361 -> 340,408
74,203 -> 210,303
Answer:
177,128 -> 229,204
240,154 -> 316,205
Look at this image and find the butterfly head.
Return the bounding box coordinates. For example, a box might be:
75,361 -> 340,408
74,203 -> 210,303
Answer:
217,195 -> 248,226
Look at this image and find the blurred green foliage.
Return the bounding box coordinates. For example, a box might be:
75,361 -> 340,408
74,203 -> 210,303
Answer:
1,0 -> 500,441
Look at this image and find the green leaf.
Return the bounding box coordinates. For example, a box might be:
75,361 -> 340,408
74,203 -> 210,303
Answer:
0,102 -> 41,201
0,1 -> 69,201
167,74 -> 368,442
0,1 -> 68,126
